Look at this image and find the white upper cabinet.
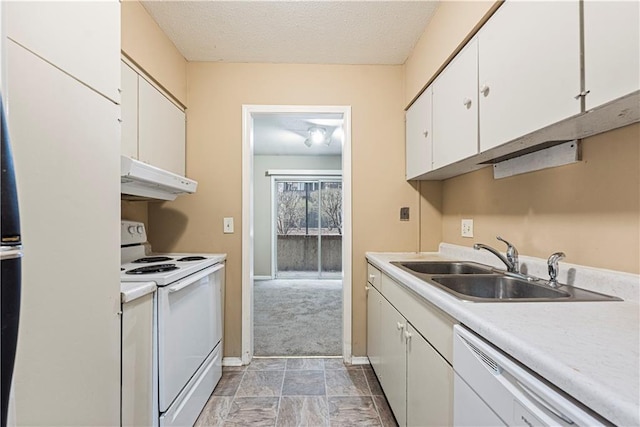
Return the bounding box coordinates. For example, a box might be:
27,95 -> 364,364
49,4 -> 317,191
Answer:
477,1 -> 581,151
405,86 -> 433,179
121,62 -> 139,160
432,38 -> 478,170
138,77 -> 186,176
584,1 -> 640,110
6,1 -> 120,103
121,61 -> 186,176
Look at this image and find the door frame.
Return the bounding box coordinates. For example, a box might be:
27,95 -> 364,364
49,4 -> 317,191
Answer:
242,104 -> 352,364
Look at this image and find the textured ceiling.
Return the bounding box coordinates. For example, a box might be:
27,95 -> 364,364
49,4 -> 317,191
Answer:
253,113 -> 344,156
141,1 -> 440,64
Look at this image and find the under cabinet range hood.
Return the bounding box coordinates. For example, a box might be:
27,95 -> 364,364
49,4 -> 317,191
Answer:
121,156 -> 197,201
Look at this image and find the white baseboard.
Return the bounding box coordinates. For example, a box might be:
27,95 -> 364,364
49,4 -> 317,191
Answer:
350,356 -> 370,365
253,275 -> 272,281
222,357 -> 243,367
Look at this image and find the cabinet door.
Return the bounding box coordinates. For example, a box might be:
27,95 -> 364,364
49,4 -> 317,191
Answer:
405,86 -> 433,179
121,62 -> 139,159
367,285 -> 383,375
478,1 -> 580,151
379,298 -> 407,427
138,77 -> 186,175
584,1 -> 640,110
5,0 -> 120,103
406,324 -> 453,427
432,38 -> 478,169
122,293 -> 155,427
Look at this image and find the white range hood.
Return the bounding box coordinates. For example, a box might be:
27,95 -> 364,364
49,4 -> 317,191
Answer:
121,156 -> 197,201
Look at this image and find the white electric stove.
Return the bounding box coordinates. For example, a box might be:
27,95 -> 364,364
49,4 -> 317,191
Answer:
120,221 -> 226,427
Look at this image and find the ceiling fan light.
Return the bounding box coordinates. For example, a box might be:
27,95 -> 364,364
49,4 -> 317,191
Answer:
304,138 -> 313,147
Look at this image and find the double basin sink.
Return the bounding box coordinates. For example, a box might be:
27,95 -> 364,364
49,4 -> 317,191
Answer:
390,261 -> 621,302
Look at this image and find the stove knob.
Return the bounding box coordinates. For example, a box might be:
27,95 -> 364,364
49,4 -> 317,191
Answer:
128,225 -> 136,235
136,225 -> 144,234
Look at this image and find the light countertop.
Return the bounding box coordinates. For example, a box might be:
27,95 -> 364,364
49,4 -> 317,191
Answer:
120,281 -> 156,303
366,249 -> 639,427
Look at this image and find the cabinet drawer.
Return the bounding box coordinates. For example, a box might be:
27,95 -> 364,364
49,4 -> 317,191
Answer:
367,264 -> 382,290
381,274 -> 456,363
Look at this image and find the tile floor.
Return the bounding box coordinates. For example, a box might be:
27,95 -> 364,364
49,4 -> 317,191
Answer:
195,358 -> 398,426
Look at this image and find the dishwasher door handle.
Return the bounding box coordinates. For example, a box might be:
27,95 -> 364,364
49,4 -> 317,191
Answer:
515,380 -> 575,425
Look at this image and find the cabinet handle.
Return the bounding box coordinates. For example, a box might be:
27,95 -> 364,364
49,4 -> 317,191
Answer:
368,274 -> 376,282
396,322 -> 404,330
365,285 -> 370,291
574,90 -> 591,100
462,98 -> 472,108
480,84 -> 490,96
422,130 -> 429,138
404,330 -> 412,341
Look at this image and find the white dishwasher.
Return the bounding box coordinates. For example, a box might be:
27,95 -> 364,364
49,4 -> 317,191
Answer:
453,325 -> 608,427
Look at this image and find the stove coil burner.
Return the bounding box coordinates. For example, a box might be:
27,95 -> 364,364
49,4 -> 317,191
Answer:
133,256 -> 173,263
177,256 -> 207,262
126,264 -> 179,274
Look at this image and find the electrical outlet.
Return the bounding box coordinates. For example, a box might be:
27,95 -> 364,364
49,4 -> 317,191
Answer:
461,219 -> 474,238
400,207 -> 410,221
223,217 -> 234,234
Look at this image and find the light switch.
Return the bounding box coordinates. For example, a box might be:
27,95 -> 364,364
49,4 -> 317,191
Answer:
223,217 -> 234,234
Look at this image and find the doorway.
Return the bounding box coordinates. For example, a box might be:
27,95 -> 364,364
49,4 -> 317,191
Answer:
242,105 -> 352,364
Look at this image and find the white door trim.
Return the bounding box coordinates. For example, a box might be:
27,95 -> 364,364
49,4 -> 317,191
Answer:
242,104 -> 352,365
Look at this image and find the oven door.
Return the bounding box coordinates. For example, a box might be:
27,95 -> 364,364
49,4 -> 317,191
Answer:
157,262 -> 224,413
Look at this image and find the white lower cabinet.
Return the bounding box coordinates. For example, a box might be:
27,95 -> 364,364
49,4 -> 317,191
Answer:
122,292 -> 155,427
379,297 -> 407,427
366,264 -> 456,427
406,323 -> 453,427
366,285 -> 383,374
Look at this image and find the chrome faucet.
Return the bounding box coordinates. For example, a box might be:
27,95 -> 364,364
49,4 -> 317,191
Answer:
473,236 -> 519,273
547,252 -> 566,288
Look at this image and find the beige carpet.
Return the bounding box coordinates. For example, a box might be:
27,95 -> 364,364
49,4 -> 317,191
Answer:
254,279 -> 342,356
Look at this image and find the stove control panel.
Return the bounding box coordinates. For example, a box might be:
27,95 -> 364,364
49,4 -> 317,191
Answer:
121,221 -> 147,246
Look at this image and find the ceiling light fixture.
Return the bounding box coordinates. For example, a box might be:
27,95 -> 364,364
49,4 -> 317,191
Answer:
304,126 -> 331,147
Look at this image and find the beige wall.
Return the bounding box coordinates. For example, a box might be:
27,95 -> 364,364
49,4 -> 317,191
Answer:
403,0 -> 498,106
419,181 -> 443,252
439,124 -> 640,274
121,200 -> 149,225
147,62 -> 419,357
253,155 -> 342,277
121,0 -> 187,104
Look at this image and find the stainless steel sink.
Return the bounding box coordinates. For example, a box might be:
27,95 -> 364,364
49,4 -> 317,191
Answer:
429,275 -> 621,302
390,261 -> 622,302
391,261 -> 493,275
431,275 -> 569,301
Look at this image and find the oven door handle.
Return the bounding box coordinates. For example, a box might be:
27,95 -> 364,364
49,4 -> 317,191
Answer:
167,263 -> 224,294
